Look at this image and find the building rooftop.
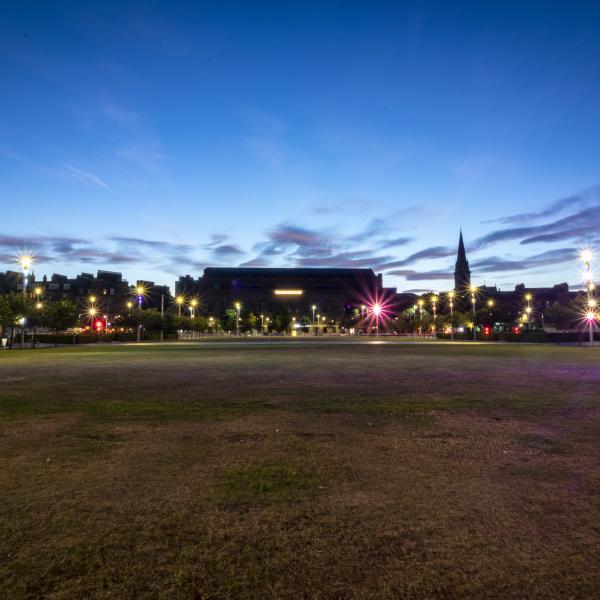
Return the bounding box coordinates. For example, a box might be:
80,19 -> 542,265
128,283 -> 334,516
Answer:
203,267 -> 378,278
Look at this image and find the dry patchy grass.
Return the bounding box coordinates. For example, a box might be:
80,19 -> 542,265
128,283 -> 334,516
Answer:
1,342 -> 600,598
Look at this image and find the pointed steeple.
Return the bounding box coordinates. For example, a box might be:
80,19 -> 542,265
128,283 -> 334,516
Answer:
457,230 -> 467,262
454,229 -> 471,291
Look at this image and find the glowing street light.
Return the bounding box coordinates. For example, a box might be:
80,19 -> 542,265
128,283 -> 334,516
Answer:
87,306 -> 98,331
580,248 -> 596,345
175,295 -> 185,317
18,254 -> 34,297
448,290 -> 455,341
312,304 -> 317,333
189,298 -> 198,318
469,284 -> 478,341
235,301 -> 241,335
371,302 -> 382,337
430,295 -> 438,336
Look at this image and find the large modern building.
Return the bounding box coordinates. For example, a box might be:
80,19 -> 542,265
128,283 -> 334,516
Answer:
176,267 -> 387,320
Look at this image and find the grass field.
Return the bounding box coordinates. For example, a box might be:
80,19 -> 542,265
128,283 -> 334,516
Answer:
1,341 -> 600,599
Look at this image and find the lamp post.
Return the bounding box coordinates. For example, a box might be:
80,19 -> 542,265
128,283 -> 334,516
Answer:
18,255 -> 33,297
311,305 -> 317,334
17,256 -> 33,345
431,294 -> 438,337
189,298 -> 198,318
448,290 -> 455,340
469,284 -> 478,341
88,306 -> 98,331
581,249 -> 595,345
175,295 -> 185,316
372,303 -> 382,338
235,302 -> 241,336
135,286 -> 145,342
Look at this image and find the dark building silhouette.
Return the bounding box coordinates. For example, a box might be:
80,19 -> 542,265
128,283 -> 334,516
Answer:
176,267 -> 384,319
453,230 -> 471,291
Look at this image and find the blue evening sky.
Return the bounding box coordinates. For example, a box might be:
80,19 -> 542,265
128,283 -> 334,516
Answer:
2,1 -> 600,292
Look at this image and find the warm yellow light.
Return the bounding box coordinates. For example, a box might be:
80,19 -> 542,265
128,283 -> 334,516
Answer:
487,299 -> 494,307
234,301 -> 241,310
34,287 -> 42,296
175,295 -> 185,305
417,299 -> 424,307
18,255 -> 33,269
431,295 -> 438,304
136,285 -> 145,296
469,284 -> 478,294
588,299 -> 597,308
190,298 -> 198,308
36,302 -> 43,309
88,307 -> 98,317
322,316 -> 326,321
448,290 -> 455,299
525,306 -> 532,314
524,293 -> 532,302
89,295 -> 97,303
586,311 -> 596,321
274,289 -> 303,295
126,301 -> 133,309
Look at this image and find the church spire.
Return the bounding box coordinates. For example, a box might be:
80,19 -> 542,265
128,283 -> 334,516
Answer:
454,229 -> 471,291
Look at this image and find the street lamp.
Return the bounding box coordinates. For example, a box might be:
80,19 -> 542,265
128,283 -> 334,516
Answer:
448,290 -> 455,340
175,295 -> 185,316
311,304 -> 317,333
580,248 -> 595,345
431,294 -> 438,336
18,254 -> 34,297
235,301 -> 241,335
469,284 -> 478,341
189,298 -> 198,318
88,306 -> 98,331
371,303 -> 382,337
134,285 -> 147,342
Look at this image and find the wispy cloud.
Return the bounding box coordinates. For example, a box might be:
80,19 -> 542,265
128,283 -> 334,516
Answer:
65,165 -> 111,190
385,269 -> 453,281
487,185 -> 600,225
471,248 -> 577,273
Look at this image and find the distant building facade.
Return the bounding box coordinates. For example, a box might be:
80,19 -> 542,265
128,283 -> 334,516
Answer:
0,269 -> 171,314
176,267 -> 384,319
